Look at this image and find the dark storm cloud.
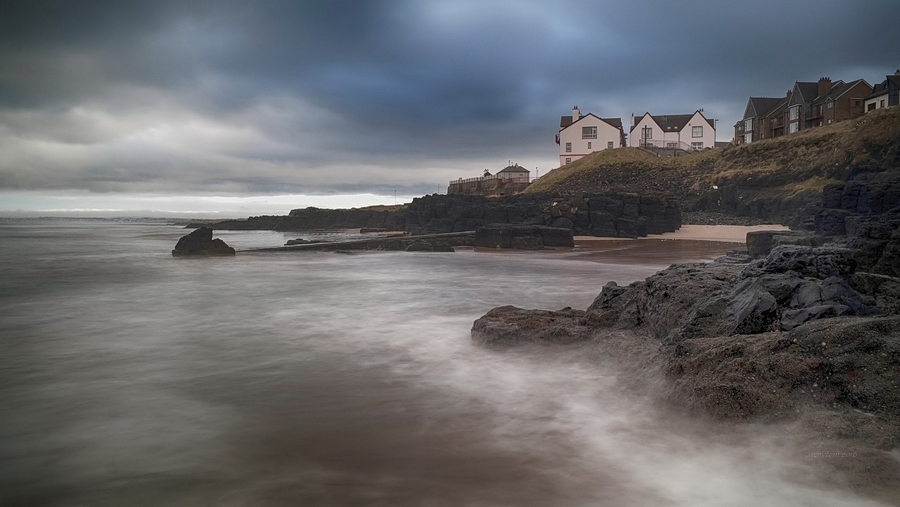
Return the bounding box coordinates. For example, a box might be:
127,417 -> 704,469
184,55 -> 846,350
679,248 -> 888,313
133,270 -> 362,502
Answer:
0,0 -> 898,196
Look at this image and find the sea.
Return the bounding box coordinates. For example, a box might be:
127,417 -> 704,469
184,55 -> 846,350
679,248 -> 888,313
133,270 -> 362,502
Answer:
0,219 -> 892,506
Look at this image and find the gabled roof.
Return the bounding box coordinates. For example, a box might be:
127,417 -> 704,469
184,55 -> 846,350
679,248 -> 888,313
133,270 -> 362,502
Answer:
766,96 -> 790,117
559,113 -> 624,131
865,75 -> 900,99
789,82 -> 820,105
497,165 -> 529,174
813,78 -> 871,105
745,97 -> 784,119
630,111 -> 714,132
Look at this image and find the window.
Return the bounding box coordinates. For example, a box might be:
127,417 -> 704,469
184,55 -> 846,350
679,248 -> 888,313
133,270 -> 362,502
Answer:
789,106 -> 799,120
667,142 -> 678,148
641,126 -> 652,139
565,142 -> 571,153
691,142 -> 703,150
881,99 -> 885,108
744,134 -> 752,144
565,158 -> 571,164
582,126 -> 597,139
587,142 -> 592,149
827,119 -> 833,124
868,103 -> 876,112
744,118 -> 752,131
789,123 -> 798,134
827,101 -> 833,109
693,126 -> 704,137
607,141 -> 614,149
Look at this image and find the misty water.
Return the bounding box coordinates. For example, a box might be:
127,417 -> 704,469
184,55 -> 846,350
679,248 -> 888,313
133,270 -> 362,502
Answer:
0,221 -> 891,506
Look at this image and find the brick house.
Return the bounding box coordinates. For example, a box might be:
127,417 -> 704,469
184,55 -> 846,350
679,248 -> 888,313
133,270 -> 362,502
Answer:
733,95 -> 790,145
556,107 -> 625,166
786,77 -> 871,134
738,76 -> 872,144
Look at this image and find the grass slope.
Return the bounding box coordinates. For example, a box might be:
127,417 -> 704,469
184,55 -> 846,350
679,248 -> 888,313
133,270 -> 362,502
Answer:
527,108 -> 900,207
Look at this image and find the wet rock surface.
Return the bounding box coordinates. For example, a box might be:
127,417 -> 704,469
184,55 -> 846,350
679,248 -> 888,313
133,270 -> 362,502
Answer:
471,241 -> 900,451
473,224 -> 574,249
172,227 -> 235,257
471,306 -> 594,347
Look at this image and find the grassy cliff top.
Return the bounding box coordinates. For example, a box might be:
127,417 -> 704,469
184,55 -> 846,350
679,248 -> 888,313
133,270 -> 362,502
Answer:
526,107 -> 900,200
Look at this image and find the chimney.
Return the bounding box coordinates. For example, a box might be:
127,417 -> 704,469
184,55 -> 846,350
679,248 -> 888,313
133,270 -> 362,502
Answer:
572,106 -> 581,121
818,77 -> 832,97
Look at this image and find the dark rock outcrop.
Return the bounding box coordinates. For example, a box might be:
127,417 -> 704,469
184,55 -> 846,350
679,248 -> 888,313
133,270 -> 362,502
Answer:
471,242 -> 892,433
172,227 -> 235,257
471,306 -> 594,347
473,224 -> 574,249
404,193 -> 681,237
662,316 -> 900,433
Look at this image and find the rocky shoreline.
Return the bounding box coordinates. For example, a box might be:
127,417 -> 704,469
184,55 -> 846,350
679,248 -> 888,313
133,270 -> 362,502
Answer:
471,196 -> 900,488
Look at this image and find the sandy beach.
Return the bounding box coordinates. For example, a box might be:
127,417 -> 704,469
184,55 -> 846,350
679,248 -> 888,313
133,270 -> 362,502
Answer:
575,224 -> 790,245
567,224 -> 791,265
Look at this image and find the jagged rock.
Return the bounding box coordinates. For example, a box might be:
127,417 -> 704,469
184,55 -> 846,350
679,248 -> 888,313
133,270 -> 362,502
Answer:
172,227 -> 235,257
760,245 -> 856,278
745,230 -> 822,257
587,281 -> 627,311
471,305 -> 593,346
662,316 -> 900,430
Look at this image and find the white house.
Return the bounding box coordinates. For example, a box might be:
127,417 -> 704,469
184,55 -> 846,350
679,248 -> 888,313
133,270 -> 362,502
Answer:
495,165 -> 530,183
629,110 -> 716,151
865,71 -> 900,113
557,106 -> 625,166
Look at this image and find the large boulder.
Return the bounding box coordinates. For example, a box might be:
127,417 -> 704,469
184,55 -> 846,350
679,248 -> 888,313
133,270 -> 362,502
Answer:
662,316 -> 900,430
172,227 -> 236,257
471,305 -> 594,346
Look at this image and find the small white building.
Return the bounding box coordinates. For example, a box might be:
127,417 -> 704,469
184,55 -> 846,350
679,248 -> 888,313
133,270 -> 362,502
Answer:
629,110 -> 716,151
495,165 -> 530,183
865,72 -> 900,113
557,106 -> 625,166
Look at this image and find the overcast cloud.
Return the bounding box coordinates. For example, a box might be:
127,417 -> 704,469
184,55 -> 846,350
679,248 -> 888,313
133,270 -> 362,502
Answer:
1,0 -> 897,213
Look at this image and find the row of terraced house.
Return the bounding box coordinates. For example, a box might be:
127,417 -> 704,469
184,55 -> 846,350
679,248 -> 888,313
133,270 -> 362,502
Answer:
734,70 -> 900,145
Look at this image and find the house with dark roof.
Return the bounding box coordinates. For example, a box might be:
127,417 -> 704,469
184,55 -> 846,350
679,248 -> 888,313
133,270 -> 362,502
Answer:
738,75 -> 872,144
865,71 -> 900,113
556,106 -> 625,166
734,94 -> 790,145
786,77 -> 871,134
785,81 -> 821,134
629,110 -> 716,151
810,78 -> 870,126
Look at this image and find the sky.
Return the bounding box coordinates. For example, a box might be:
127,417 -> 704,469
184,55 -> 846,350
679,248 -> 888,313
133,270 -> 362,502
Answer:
1,0 -> 897,217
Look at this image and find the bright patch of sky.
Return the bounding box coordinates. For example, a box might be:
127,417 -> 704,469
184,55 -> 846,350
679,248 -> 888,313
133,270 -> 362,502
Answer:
0,0 -> 897,216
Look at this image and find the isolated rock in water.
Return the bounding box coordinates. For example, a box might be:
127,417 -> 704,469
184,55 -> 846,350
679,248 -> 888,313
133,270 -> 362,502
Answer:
471,305 -> 593,346
172,227 -> 235,257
